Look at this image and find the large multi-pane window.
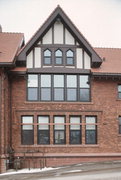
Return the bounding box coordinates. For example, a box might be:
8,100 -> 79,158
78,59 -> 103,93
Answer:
85,116 -> 97,144
38,116 -> 50,144
54,116 -> 65,144
21,116 -> 34,145
27,74 -> 90,102
70,116 -> 81,144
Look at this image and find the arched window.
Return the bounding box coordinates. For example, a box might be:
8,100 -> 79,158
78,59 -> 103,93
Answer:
66,50 -> 74,65
55,49 -> 63,65
44,49 -> 52,65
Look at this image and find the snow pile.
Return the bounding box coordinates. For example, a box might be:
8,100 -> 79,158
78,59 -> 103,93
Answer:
0,167 -> 56,176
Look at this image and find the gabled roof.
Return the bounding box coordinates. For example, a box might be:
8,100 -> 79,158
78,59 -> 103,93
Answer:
0,32 -> 24,65
17,6 -> 102,67
92,47 -> 121,74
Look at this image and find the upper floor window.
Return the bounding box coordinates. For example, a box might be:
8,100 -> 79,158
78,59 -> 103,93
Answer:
66,50 -> 74,65
44,49 -> 52,65
27,74 -> 90,102
55,49 -> 63,65
118,85 -> 121,99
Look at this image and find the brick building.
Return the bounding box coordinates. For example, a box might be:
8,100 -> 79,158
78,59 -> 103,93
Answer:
1,6 -> 121,173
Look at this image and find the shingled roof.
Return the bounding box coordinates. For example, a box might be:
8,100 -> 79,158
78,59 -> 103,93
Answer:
0,32 -> 24,65
93,47 -> 121,75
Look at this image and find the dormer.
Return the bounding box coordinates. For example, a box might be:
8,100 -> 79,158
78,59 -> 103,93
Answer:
17,6 -> 102,73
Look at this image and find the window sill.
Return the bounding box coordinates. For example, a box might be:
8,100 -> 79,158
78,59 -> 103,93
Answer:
19,144 -> 99,148
24,101 -> 94,105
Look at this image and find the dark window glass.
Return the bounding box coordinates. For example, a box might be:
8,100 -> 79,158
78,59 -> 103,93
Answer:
79,75 -> 90,102
44,49 -> 51,65
21,116 -> 34,145
66,50 -> 74,65
28,88 -> 38,101
54,88 -> 64,101
55,49 -> 63,65
27,75 -> 38,101
38,116 -> 50,144
41,88 -> 51,101
70,116 -> 81,144
85,116 -> 97,144
54,116 -> 65,144
118,85 -> 121,99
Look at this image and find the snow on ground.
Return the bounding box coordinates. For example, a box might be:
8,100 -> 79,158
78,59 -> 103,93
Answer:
0,167 -> 57,176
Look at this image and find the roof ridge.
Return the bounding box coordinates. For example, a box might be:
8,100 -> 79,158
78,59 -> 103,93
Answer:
0,32 -> 24,35
94,47 -> 121,50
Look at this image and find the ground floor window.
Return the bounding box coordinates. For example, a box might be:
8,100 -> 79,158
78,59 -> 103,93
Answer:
21,116 -> 34,145
85,116 -> 97,144
21,114 -> 97,145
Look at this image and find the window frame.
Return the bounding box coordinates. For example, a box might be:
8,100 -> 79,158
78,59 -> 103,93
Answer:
69,116 -> 82,144
55,49 -> 63,65
21,116 -> 34,145
118,85 -> 121,99
54,116 -> 66,145
37,115 -> 50,145
66,49 -> 74,66
85,116 -> 97,144
43,49 -> 52,65
27,74 -> 91,102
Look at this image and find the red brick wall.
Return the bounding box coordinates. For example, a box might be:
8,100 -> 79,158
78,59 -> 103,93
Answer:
7,75 -> 121,169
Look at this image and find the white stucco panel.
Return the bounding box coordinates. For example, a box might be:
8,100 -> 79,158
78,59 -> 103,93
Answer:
65,29 -> 75,45
54,22 -> 63,44
34,47 -> 41,68
42,28 -> 52,44
84,51 -> 91,69
27,51 -> 33,68
76,48 -> 83,69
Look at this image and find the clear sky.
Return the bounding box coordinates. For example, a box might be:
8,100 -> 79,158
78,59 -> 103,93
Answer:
0,0 -> 121,48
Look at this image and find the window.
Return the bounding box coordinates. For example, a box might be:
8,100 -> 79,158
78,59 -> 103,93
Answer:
54,116 -> 65,144
79,75 -> 90,101
27,74 -> 90,102
54,75 -> 64,101
67,75 -> 77,101
44,49 -> 52,65
38,116 -> 50,144
21,116 -> 34,145
55,49 -> 63,65
85,116 -> 97,144
70,116 -> 81,144
40,75 -> 51,101
118,85 -> 121,99
66,50 -> 74,65
27,75 -> 38,101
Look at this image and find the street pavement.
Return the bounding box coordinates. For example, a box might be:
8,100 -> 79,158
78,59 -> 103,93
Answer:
1,160 -> 121,180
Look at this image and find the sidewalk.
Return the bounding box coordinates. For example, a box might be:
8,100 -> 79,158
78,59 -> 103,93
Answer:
0,160 -> 121,180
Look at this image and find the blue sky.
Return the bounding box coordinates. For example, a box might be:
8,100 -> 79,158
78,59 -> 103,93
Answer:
0,0 -> 121,48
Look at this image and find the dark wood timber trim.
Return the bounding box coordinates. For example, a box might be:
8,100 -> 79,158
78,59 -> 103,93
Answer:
27,67 -> 90,74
